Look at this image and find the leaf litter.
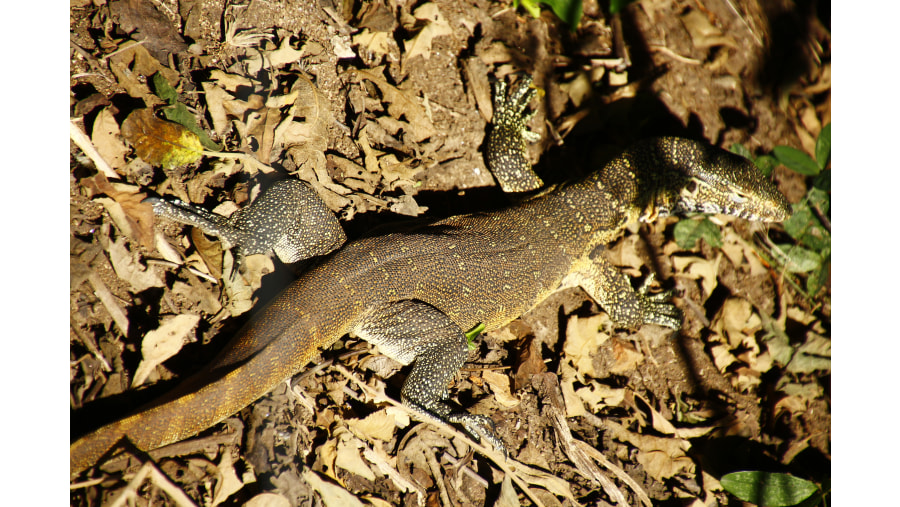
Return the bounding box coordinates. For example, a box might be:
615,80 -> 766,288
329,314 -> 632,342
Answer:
69,0 -> 830,505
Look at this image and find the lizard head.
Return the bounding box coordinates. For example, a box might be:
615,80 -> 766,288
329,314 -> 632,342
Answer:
617,137 -> 792,223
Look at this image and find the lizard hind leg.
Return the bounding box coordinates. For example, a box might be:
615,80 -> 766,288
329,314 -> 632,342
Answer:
351,300 -> 507,456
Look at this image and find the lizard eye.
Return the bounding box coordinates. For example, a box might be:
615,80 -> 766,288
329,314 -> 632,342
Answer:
729,190 -> 748,204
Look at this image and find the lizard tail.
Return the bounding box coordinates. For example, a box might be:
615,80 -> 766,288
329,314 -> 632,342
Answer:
70,314 -> 327,477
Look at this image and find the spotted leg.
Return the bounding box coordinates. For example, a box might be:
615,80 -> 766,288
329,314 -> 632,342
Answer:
351,300 -> 507,456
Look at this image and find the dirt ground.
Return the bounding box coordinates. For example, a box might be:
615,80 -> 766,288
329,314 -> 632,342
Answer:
69,0 -> 830,505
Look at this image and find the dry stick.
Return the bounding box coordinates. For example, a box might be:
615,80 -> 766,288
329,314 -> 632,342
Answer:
71,325 -> 113,372
537,373 -> 633,507
87,271 -> 130,336
332,364 -> 563,507
575,441 -> 654,507
70,119 -> 120,181
108,461 -> 197,507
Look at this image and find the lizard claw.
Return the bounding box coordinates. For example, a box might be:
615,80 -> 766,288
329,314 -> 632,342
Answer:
450,412 -> 508,459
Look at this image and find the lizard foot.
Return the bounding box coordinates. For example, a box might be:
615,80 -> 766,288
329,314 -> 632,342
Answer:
450,412 -> 508,459
636,273 -> 682,329
485,74 -> 543,193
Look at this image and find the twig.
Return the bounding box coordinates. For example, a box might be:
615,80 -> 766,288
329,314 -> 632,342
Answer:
70,119 -> 120,180
98,39 -> 149,63
146,259 -> 219,284
332,364 -> 572,507
648,44 -> 702,65
71,325 -> 113,372
722,0 -> 763,47
87,271 -> 130,336
108,461 -> 197,507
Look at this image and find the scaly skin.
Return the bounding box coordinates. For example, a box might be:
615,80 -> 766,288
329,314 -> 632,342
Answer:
70,135 -> 789,475
71,70 -> 790,474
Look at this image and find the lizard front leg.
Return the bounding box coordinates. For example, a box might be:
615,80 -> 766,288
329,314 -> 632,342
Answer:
561,250 -> 682,329
351,300 -> 506,456
147,179 -> 346,264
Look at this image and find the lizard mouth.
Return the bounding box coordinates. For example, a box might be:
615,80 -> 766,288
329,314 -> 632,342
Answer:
669,180 -> 791,222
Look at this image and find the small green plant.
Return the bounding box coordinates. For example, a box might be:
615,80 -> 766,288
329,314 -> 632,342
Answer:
152,73 -> 222,151
736,124 -> 831,303
513,0 -> 638,27
721,471 -> 823,507
514,0 -> 582,27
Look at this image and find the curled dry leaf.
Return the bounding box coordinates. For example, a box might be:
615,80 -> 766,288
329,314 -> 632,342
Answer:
563,313 -> 611,379
91,107 -> 129,170
108,236 -> 164,292
345,67 -> 435,143
301,470 -> 366,507
346,410 -> 400,442
132,314 -> 201,387
402,3 -> 453,71
481,369 -> 520,408
120,108 -> 203,169
334,430 -> 377,481
244,493 -> 291,507
81,173 -> 156,249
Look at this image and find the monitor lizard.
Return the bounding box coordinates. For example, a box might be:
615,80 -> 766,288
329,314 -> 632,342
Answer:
70,75 -> 791,475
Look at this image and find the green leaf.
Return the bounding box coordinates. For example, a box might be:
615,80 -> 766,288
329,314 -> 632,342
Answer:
777,244 -> 821,274
807,186 -> 829,216
812,170 -> 830,192
782,204 -> 829,252
721,471 -> 818,507
673,217 -> 723,249
516,0 -> 583,26
754,154 -> 778,177
464,322 -> 486,351
543,0 -> 583,27
514,0 -> 542,18
805,260 -> 829,297
609,0 -> 638,14
162,103 -> 222,151
152,72 -> 178,105
773,146 -> 820,176
729,143 -> 752,160
815,123 -> 831,170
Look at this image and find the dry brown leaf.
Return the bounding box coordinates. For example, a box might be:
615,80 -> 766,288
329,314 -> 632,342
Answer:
575,382 -> 625,411
609,337 -> 645,374
211,450 -> 245,506
402,3 -> 453,71
209,69 -> 255,91
680,9 -> 737,50
108,236 -> 164,292
720,229 -> 767,276
82,173 -> 156,249
345,67 -> 435,142
201,82 -> 232,137
481,369 -> 521,408
606,420 -> 695,482
244,493 -> 291,507
222,252 -> 274,317
301,470 -> 366,507
91,107 -> 130,170
132,314 -> 201,387
120,108 -> 204,169
672,253 -> 722,298
711,297 -> 761,349
353,29 -> 394,58
563,313 -> 611,379
559,363 -> 586,417
346,410 -> 399,442
334,430 -> 376,481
